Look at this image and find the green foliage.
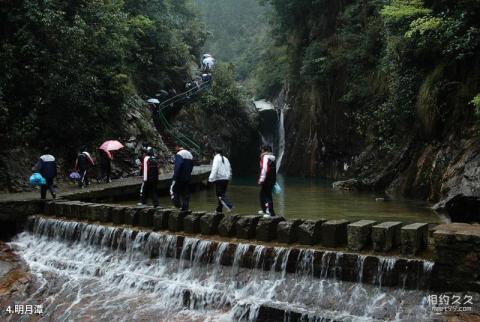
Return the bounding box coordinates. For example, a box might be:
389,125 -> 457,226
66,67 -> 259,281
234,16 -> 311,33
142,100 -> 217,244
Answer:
472,94 -> 480,117
0,0 -> 205,152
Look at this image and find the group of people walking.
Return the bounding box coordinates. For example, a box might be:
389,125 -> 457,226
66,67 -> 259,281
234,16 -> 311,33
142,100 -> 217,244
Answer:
138,144 -> 277,217
34,143 -> 278,218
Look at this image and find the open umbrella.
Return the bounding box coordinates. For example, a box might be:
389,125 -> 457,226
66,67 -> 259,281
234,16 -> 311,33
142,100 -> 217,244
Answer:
99,140 -> 124,152
147,98 -> 160,104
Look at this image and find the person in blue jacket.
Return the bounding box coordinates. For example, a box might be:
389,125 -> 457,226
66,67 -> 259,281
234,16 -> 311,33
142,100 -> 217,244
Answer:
35,147 -> 57,200
170,145 -> 194,211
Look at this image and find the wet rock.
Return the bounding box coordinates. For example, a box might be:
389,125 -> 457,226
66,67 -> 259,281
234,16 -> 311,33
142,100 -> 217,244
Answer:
347,220 -> 376,251
183,211 -> 206,234
372,221 -> 402,252
332,179 -> 364,191
97,205 -> 113,223
86,204 -> 103,222
236,215 -> 261,239
111,206 -> 127,225
138,208 -> 156,228
124,207 -> 142,226
153,209 -> 171,231
401,223 -> 428,256
168,210 -> 191,232
277,219 -> 304,244
256,217 -> 285,242
297,219 -> 326,245
434,194 -> 480,223
218,215 -> 240,237
200,212 -> 224,235
321,219 -> 350,247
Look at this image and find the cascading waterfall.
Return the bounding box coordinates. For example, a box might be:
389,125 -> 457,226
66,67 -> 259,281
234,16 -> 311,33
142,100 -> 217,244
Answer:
6,217 -> 444,322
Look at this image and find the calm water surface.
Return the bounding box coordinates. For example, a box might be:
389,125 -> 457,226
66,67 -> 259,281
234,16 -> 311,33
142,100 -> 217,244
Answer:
150,176 -> 445,224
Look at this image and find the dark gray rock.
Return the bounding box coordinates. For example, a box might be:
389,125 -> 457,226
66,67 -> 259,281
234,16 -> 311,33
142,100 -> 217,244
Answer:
332,179 -> 364,191
168,211 -> 191,232
401,223 -> 429,256
184,211 -> 206,234
125,207 -> 142,226
236,215 -> 261,239
111,206 -> 127,225
321,219 -> 350,247
138,208 -> 156,228
256,217 -> 285,242
347,220 -> 377,251
218,215 -> 240,237
200,212 -> 224,235
297,219 -> 326,245
153,209 -> 171,231
277,219 -> 304,244
372,221 -> 402,252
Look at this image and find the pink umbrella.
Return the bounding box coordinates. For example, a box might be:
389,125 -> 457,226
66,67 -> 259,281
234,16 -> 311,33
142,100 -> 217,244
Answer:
99,140 -> 124,152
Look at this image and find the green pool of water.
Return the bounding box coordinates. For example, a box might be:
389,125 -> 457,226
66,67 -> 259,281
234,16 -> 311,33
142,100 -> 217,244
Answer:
137,176 -> 445,224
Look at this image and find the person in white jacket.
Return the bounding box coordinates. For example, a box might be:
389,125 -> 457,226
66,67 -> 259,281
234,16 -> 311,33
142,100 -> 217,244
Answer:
208,148 -> 233,213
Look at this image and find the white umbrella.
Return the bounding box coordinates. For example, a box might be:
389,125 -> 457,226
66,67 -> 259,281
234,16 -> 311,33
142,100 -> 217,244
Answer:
147,98 -> 160,104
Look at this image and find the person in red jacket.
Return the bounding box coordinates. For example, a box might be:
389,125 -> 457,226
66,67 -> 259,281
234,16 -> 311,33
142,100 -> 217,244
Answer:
258,145 -> 276,217
139,147 -> 159,207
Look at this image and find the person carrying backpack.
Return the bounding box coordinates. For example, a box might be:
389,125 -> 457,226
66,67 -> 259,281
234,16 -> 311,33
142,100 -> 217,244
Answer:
258,145 -> 276,217
208,148 -> 233,214
35,147 -> 57,200
140,147 -> 159,207
76,146 -> 95,188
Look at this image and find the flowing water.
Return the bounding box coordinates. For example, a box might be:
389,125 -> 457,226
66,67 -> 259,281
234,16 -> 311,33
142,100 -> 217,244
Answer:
150,177 -> 444,223
3,217 -> 446,322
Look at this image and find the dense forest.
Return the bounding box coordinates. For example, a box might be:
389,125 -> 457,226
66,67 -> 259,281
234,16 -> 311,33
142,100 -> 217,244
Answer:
2,0 -> 480,211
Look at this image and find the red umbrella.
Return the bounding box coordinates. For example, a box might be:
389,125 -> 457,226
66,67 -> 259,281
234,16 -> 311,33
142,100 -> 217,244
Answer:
100,140 -> 124,151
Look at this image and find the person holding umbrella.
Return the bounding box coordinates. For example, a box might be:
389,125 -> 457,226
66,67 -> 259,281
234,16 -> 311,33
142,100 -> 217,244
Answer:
98,140 -> 124,183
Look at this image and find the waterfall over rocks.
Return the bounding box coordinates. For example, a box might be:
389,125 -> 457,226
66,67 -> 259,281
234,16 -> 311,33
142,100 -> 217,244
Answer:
4,217 -> 446,321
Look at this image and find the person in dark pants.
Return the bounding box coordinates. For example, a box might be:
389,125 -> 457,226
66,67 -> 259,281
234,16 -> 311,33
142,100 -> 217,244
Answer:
258,145 -> 276,217
76,146 -> 95,188
35,147 -> 57,200
140,147 -> 159,207
170,145 -> 193,211
208,148 -> 233,214
98,149 -> 112,183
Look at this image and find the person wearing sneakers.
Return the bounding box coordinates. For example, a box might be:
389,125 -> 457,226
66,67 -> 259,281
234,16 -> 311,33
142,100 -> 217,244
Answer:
140,147 -> 159,208
258,145 -> 276,217
208,147 -> 233,214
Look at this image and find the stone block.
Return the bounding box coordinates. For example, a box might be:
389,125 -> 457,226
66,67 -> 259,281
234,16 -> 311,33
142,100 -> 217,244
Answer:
277,219 -> 304,244
153,209 -> 171,231
86,204 -> 103,222
297,219 -> 326,245
401,223 -> 429,256
111,206 -> 127,225
200,212 -> 224,235
236,215 -> 261,239
97,205 -> 113,223
168,210 -> 190,232
347,220 -> 377,251
124,207 -> 142,226
44,201 -> 56,215
321,219 -> 350,247
184,211 -> 206,234
139,208 -> 156,228
372,222 -> 403,252
218,215 -> 240,237
256,217 -> 285,242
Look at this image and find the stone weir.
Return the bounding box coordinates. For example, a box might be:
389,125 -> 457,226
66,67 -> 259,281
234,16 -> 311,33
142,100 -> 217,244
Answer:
37,200 -> 480,293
